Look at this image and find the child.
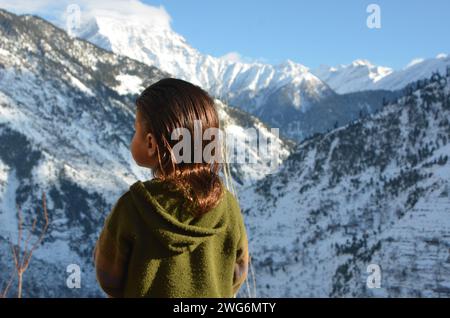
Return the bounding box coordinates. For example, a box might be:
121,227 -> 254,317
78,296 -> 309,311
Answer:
94,78 -> 249,298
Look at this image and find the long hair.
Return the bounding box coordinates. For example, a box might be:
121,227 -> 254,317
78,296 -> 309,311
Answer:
136,78 -> 224,217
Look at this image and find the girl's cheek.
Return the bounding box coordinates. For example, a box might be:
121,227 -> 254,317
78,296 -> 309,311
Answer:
130,135 -> 139,161
131,134 -> 148,166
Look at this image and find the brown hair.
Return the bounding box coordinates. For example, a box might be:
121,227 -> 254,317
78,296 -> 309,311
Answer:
136,78 -> 224,217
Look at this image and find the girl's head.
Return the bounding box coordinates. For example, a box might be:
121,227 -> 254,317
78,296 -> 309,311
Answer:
131,78 -> 224,216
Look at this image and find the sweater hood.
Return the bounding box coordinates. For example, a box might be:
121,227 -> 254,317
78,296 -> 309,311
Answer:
129,179 -> 228,253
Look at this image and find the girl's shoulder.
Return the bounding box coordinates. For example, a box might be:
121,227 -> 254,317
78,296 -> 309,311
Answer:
221,185 -> 244,224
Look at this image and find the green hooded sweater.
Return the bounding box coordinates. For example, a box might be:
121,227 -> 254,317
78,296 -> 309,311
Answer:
94,178 -> 249,298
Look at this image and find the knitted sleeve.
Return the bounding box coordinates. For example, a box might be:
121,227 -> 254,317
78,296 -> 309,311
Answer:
94,192 -> 133,298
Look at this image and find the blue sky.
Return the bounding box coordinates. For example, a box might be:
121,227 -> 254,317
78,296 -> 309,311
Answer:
1,0 -> 449,69
145,0 -> 450,69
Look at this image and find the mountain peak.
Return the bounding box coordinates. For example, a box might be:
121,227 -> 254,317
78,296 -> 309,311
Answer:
312,60 -> 393,94
278,59 -> 308,70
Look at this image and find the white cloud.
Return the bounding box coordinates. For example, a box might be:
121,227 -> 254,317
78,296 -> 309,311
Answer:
0,0 -> 54,13
0,0 -> 66,20
0,0 -> 172,30
79,0 -> 171,29
220,51 -> 268,65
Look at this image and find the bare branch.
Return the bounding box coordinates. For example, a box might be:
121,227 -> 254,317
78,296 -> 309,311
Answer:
1,191 -> 50,298
10,241 -> 18,270
22,192 -> 49,272
22,216 -> 38,267
16,204 -> 22,270
0,269 -> 15,298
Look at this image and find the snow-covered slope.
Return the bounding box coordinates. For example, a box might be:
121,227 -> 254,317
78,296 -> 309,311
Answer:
238,72 -> 450,297
313,60 -> 393,94
314,54 -> 450,94
373,53 -> 450,91
0,9 -> 292,297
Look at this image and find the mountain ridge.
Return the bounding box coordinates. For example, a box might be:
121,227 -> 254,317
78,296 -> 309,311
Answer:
313,54 -> 450,94
238,70 -> 450,297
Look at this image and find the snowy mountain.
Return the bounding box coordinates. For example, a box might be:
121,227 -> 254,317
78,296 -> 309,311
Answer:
313,60 -> 393,94
238,71 -> 450,297
265,89 -> 400,141
314,54 -> 450,94
75,10 -> 410,144
51,4 -> 447,143
0,9 -> 292,297
76,13 -> 333,115
74,10 -> 355,140
373,53 -> 450,91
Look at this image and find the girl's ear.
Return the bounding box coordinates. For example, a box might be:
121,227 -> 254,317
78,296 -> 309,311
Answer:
146,132 -> 157,157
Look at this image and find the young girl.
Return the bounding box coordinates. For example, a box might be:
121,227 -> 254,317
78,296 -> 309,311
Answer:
94,78 -> 249,298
